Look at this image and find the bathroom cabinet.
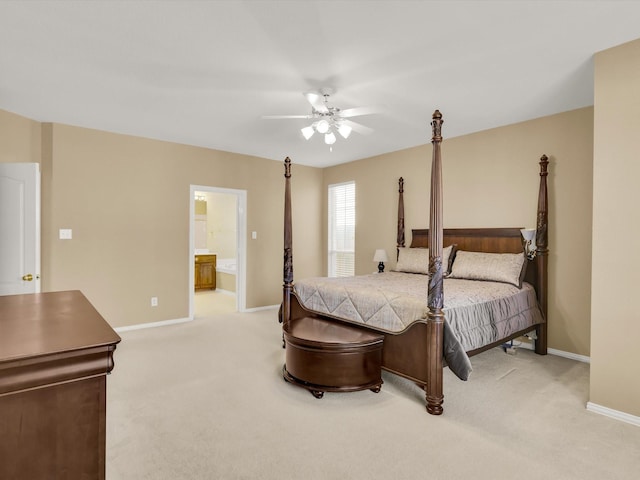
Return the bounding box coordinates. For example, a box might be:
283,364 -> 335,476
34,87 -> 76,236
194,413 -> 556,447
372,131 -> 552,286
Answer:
195,254 -> 216,290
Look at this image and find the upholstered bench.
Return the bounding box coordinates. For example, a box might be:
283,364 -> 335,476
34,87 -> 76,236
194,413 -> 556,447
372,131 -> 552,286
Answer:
282,316 -> 384,398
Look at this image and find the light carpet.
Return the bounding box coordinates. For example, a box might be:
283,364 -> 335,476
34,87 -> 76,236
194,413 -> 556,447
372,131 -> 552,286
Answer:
106,309 -> 640,479
194,290 -> 236,317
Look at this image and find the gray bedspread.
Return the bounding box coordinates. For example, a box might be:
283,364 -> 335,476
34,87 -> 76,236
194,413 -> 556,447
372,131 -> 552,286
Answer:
293,272 -> 544,380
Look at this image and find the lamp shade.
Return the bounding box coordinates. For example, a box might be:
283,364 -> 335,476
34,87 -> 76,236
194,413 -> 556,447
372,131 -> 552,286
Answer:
324,132 -> 336,145
316,119 -> 330,134
338,123 -> 352,139
301,126 -> 315,140
520,228 -> 536,242
304,92 -> 320,105
373,249 -> 389,263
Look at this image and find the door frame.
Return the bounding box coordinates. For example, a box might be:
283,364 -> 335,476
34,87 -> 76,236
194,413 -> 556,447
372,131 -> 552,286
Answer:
188,185 -> 247,318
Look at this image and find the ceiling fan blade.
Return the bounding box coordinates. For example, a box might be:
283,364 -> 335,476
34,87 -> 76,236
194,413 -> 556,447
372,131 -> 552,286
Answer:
262,114 -> 313,119
342,119 -> 374,135
339,106 -> 380,118
303,92 -> 329,113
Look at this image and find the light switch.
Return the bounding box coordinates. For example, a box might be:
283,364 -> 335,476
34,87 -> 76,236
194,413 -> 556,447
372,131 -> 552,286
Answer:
252,231 -> 257,240
59,229 -> 72,240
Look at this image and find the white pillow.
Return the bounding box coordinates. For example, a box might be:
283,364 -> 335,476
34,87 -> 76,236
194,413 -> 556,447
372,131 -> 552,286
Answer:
395,245 -> 454,275
448,251 -> 526,288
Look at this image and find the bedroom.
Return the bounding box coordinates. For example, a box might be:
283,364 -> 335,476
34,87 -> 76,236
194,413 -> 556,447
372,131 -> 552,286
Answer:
0,1 -> 639,477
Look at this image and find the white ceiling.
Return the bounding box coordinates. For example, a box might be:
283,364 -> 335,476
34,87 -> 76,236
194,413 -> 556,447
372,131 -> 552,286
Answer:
1,1 -> 639,168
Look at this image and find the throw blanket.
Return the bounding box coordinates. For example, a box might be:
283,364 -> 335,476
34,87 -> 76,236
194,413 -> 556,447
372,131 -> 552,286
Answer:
293,272 -> 544,380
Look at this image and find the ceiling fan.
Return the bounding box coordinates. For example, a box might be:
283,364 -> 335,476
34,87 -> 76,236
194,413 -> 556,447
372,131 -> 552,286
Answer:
263,88 -> 377,145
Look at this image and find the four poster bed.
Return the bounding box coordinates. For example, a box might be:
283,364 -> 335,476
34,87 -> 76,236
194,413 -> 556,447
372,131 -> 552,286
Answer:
280,110 -> 549,415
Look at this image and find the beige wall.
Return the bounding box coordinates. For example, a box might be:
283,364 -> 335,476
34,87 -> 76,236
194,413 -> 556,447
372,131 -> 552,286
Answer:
324,108 -> 594,357
205,191 -> 237,259
0,109 -> 41,163
591,38 -> 640,417
0,112 -> 323,328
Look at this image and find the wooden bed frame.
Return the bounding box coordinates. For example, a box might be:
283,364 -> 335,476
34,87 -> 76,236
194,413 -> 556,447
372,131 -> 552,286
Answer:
281,110 -> 549,415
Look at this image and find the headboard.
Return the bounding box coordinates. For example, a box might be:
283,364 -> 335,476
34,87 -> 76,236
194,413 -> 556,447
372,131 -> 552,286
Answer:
410,227 -> 540,302
411,227 -> 523,253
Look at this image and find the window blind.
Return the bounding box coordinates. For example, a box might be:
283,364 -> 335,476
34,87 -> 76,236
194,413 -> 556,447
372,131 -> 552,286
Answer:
328,181 -> 355,277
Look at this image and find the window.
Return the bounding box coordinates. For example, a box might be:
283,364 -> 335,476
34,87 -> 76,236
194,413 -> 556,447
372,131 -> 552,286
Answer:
328,181 -> 355,277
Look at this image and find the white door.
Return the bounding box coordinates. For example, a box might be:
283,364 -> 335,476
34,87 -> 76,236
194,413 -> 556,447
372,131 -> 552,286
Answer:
0,163 -> 41,295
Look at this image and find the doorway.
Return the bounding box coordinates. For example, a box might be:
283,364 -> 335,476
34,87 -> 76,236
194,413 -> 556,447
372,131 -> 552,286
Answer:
189,185 -> 247,319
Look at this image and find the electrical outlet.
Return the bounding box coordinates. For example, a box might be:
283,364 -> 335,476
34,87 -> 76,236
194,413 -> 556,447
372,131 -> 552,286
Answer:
151,297 -> 158,307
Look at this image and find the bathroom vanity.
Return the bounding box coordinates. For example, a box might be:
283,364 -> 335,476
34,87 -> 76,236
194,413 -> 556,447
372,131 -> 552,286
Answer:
195,253 -> 217,290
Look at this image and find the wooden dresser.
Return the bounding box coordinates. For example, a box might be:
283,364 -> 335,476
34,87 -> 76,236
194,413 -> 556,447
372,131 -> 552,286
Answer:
0,290 -> 121,480
195,254 -> 216,290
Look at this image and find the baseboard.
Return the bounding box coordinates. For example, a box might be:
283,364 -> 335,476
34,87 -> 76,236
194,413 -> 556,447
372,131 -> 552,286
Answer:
515,341 -> 591,363
215,289 -> 236,296
115,317 -> 192,333
242,304 -> 279,313
586,402 -> 640,427
115,305 -> 278,331
548,347 -> 590,364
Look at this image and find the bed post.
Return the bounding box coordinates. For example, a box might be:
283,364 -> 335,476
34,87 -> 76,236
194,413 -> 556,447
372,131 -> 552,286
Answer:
283,157 -> 293,331
426,110 -> 444,415
397,177 -> 405,259
534,154 -> 549,355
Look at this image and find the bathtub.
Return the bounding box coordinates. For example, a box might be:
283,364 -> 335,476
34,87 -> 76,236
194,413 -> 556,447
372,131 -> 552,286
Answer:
216,258 -> 236,275
216,258 -> 236,293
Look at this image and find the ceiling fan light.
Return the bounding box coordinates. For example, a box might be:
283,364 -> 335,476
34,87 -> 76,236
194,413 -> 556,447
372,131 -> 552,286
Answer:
301,126 -> 315,140
316,119 -> 330,134
338,124 -> 352,139
305,92 -> 320,105
325,132 -> 337,145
